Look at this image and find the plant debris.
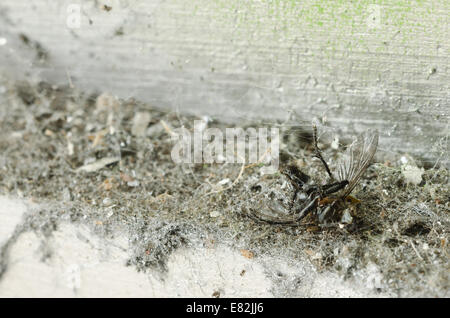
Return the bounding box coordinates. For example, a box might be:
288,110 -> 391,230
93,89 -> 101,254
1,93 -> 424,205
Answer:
76,157 -> 121,173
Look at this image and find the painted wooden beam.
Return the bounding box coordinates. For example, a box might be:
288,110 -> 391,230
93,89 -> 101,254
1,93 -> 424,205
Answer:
0,0 -> 448,166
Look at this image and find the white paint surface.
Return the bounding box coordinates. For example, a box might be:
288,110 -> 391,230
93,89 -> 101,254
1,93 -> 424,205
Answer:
0,222 -> 272,297
0,0 -> 448,165
0,196 -> 28,245
0,196 -> 385,297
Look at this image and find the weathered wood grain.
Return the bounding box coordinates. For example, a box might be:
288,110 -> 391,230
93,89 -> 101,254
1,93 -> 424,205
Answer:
0,0 -> 448,166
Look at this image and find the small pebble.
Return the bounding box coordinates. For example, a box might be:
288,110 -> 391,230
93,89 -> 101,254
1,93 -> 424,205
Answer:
210,211 -> 221,218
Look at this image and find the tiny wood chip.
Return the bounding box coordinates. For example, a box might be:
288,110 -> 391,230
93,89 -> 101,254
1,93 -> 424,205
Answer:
240,249 -> 254,259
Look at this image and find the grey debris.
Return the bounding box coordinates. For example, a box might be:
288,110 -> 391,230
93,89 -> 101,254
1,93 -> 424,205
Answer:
131,112 -> 152,137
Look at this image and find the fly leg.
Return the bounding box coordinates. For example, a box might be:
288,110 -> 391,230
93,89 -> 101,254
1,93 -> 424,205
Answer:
248,192 -> 319,225
288,188 -> 299,213
315,181 -> 349,222
312,124 -> 334,180
292,195 -> 319,221
317,204 -> 332,223
316,199 -> 346,223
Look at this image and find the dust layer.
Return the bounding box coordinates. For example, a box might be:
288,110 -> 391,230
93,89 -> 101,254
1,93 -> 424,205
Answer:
0,79 -> 448,297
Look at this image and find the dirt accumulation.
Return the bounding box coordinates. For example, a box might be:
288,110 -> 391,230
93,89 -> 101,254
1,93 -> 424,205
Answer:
0,78 -> 448,297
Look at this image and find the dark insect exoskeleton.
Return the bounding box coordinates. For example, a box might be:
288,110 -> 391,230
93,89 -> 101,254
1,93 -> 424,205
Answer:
248,125 -> 379,226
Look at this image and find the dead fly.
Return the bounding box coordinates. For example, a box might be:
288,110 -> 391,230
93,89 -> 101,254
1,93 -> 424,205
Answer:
248,125 -> 379,226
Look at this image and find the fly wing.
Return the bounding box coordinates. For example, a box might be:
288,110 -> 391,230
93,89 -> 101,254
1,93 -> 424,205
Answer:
335,129 -> 379,198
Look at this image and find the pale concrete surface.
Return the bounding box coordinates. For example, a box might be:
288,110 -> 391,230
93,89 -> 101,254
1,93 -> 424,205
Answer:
0,196 -> 387,298
0,196 -> 28,245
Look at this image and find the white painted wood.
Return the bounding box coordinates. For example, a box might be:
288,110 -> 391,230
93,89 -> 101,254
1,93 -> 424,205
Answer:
0,0 -> 448,166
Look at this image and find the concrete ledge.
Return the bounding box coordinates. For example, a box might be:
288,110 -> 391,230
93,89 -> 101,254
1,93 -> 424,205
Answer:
0,196 -> 387,298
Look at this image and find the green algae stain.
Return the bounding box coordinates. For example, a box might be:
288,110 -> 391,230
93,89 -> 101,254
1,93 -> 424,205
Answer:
182,0 -> 448,56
